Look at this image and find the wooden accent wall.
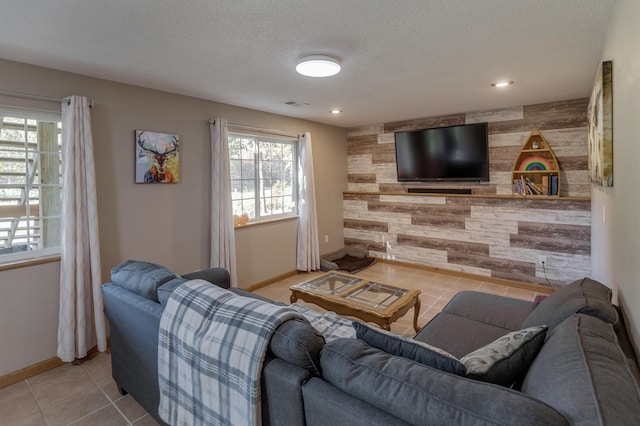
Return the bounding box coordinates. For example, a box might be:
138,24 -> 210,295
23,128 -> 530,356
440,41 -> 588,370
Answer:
344,99 -> 591,287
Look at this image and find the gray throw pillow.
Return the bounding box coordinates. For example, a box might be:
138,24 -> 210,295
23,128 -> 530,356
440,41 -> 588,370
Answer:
111,260 -> 177,301
460,325 -> 547,387
522,277 -> 618,330
353,322 -> 466,376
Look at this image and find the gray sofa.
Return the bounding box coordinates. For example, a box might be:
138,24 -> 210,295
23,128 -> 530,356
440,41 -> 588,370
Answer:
102,261 -> 640,425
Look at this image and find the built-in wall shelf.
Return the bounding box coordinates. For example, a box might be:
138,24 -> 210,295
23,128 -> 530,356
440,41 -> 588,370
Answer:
511,128 -> 561,197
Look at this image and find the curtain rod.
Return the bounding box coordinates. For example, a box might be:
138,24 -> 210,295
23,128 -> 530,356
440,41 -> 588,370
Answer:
0,89 -> 93,108
209,119 -> 298,139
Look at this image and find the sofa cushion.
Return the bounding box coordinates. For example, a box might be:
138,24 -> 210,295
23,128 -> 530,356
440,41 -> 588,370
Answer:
111,260 -> 178,302
460,325 -> 547,387
522,314 -> 640,425
321,338 -> 568,426
414,312 -> 514,357
269,318 -> 325,375
521,277 -> 618,330
441,291 -> 536,331
353,322 -> 465,375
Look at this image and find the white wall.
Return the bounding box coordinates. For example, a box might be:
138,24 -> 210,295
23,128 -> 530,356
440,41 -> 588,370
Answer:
590,0 -> 640,348
0,262 -> 60,375
0,58 -> 347,375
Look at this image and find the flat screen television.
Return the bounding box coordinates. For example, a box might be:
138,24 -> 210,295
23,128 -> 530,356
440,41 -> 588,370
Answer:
394,122 -> 489,182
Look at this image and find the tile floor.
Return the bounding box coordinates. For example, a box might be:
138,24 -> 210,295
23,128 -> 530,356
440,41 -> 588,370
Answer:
1,262 -> 542,425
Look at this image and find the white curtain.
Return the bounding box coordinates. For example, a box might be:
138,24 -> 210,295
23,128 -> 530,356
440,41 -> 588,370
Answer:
296,132 -> 321,271
209,118 -> 237,287
57,96 -> 107,362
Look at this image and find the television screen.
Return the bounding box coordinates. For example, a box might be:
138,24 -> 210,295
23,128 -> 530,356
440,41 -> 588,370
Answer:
394,122 -> 489,182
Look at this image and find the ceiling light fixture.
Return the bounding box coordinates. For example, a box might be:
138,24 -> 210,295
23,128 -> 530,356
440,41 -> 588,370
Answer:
330,109 -> 343,114
296,55 -> 341,77
491,80 -> 514,88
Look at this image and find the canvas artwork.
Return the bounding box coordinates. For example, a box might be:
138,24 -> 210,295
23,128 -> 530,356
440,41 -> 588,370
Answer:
587,60 -> 613,187
135,130 -> 180,183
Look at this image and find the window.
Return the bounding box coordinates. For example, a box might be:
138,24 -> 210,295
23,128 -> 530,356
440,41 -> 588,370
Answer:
0,108 -> 62,263
228,133 -> 297,223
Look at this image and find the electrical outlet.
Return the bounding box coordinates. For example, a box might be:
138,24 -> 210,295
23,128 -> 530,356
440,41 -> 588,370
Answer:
324,235 -> 329,243
538,255 -> 547,265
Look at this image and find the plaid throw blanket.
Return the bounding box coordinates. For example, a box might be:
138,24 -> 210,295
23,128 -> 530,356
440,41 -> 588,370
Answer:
158,280 -> 303,426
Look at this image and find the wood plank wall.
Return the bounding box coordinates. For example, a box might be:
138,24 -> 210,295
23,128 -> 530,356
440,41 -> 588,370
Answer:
344,99 -> 591,287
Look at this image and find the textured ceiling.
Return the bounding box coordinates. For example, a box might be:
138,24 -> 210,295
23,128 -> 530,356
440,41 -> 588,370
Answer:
0,0 -> 616,128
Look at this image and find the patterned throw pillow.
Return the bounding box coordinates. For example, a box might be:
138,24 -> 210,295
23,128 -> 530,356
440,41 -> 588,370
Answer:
460,325 -> 548,387
353,322 -> 466,376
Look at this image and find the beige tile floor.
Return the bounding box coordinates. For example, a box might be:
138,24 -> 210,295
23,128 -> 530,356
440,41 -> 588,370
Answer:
1,263 -> 542,425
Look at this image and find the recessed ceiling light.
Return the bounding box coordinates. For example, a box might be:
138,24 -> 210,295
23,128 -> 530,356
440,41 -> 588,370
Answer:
491,81 -> 514,88
296,55 -> 341,77
330,109 -> 342,114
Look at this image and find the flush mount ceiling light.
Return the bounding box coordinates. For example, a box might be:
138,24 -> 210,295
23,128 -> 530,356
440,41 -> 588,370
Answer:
491,80 -> 514,88
296,55 -> 341,77
330,109 -> 343,114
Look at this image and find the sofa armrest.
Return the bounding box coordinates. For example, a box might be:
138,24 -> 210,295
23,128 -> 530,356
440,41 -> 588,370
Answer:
262,357 -> 312,426
102,283 -> 168,425
181,267 -> 230,289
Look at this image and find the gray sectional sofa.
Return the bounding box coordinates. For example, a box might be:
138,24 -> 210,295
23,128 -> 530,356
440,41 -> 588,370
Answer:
102,261 -> 640,425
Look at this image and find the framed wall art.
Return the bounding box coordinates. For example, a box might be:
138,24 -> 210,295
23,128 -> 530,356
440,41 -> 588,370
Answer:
587,60 -> 613,187
135,130 -> 180,183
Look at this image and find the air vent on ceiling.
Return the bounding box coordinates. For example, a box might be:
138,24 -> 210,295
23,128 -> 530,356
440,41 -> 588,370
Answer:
283,101 -> 310,107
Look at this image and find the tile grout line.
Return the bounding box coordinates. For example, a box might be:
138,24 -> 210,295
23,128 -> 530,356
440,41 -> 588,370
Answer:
23,378 -> 50,426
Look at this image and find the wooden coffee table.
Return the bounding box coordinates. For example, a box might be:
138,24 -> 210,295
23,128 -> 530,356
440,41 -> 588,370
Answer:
290,271 -> 421,332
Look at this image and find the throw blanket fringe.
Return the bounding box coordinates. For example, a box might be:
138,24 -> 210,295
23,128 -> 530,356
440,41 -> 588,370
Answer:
158,280 -> 303,426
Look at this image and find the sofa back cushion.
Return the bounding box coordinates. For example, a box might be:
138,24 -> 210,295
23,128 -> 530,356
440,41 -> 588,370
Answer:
521,314 -> 640,425
521,277 -> 618,330
111,260 -> 178,302
157,277 -> 188,305
320,338 -> 568,426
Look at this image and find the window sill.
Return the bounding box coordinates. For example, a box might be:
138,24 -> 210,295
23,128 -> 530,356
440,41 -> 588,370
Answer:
234,215 -> 299,230
0,254 -> 61,272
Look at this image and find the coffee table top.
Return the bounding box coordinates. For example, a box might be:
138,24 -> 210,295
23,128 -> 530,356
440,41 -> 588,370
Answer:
290,271 -> 416,311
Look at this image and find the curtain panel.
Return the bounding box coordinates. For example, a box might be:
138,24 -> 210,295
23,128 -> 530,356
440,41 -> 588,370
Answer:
57,95 -> 107,362
296,132 -> 320,271
209,119 -> 237,287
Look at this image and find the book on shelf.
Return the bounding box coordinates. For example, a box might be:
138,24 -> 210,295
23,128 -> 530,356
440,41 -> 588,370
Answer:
541,175 -> 549,195
550,175 -> 558,195
513,176 -> 546,196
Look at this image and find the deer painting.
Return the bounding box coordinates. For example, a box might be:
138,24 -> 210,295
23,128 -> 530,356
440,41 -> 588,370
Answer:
135,131 -> 180,183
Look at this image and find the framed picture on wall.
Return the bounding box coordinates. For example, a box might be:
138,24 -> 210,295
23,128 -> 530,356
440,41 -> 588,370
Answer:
587,60 -> 613,187
135,130 -> 180,183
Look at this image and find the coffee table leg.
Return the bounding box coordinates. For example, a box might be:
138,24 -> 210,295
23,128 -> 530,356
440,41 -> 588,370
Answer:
413,297 -> 421,332
290,292 -> 298,304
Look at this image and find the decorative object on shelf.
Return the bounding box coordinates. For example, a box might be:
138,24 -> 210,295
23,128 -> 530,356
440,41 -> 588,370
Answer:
518,156 -> 553,171
511,128 -> 560,196
587,60 -> 613,187
135,130 -> 180,183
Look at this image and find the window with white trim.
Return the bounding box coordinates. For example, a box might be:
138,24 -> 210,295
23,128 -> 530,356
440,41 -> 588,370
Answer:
0,108 -> 62,263
228,133 -> 297,224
